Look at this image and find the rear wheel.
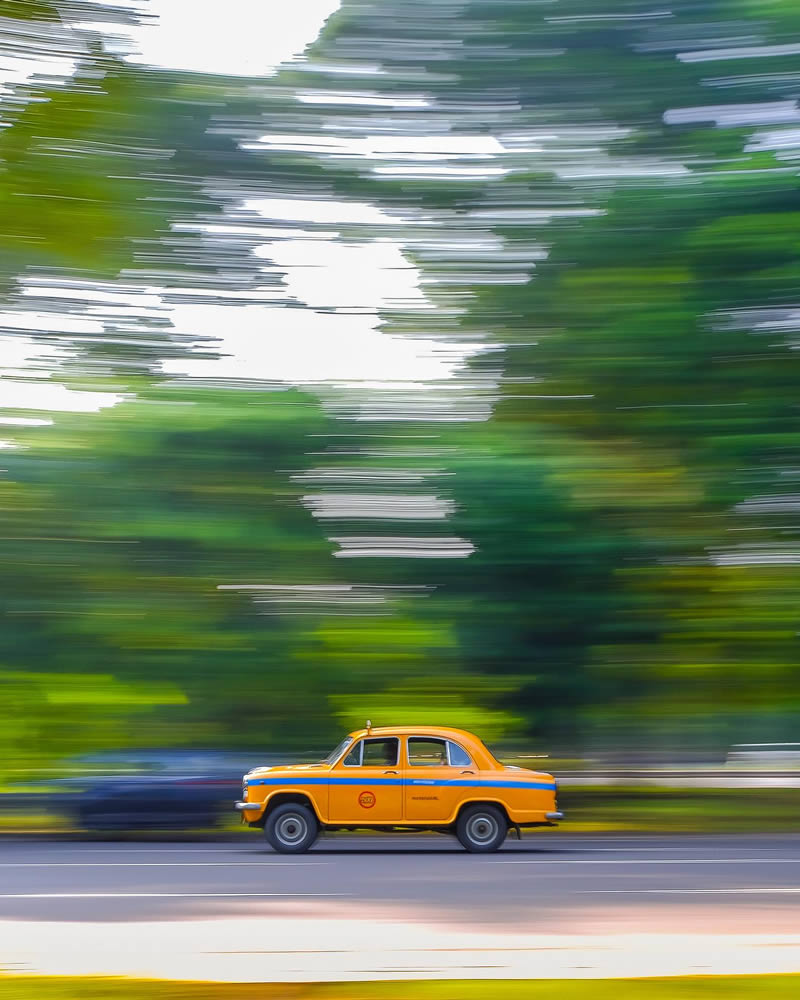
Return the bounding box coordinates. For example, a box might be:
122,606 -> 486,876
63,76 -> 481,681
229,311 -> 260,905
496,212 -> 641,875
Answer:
456,804 -> 506,853
264,802 -> 318,854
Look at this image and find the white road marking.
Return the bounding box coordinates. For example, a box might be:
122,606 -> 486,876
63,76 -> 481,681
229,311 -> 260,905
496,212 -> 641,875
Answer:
582,888 -> 800,895
0,892 -> 349,899
578,846 -> 790,853
0,862 -> 329,867
492,858 -> 800,865
31,848 -> 263,855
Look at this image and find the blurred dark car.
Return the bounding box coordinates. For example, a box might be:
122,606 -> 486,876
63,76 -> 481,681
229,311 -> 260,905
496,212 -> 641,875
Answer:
59,749 -> 287,832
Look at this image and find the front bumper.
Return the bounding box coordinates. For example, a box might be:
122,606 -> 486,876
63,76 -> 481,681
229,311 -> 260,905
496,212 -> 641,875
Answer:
234,801 -> 264,812
545,811 -> 564,821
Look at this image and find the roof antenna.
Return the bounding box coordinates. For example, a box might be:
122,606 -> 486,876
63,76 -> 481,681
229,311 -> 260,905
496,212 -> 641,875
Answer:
366,719 -> 372,733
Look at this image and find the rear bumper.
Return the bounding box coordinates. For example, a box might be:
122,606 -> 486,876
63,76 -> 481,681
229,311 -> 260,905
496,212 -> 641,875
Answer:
545,811 -> 564,821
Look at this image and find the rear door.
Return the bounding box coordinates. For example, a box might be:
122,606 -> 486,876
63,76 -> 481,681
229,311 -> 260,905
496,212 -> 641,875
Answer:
328,736 -> 403,823
403,737 -> 476,823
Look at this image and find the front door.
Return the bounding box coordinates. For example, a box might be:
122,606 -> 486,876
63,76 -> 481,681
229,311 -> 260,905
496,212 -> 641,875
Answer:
404,736 -> 475,822
328,736 -> 403,823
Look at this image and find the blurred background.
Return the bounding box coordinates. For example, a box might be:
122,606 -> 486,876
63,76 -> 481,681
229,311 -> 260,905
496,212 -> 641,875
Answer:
2,0 -> 800,833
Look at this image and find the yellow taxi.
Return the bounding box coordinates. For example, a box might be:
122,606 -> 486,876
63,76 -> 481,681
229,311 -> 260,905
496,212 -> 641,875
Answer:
235,723 -> 562,852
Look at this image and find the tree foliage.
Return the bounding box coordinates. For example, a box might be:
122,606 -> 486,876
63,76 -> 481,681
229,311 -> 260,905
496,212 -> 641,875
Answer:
3,0 -> 800,773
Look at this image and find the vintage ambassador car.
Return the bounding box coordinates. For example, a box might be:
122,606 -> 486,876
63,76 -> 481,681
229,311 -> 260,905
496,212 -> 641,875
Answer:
235,724 -> 562,853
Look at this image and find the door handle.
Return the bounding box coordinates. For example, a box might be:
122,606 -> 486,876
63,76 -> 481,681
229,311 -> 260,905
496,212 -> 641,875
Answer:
384,770 -> 398,774
461,770 -> 475,775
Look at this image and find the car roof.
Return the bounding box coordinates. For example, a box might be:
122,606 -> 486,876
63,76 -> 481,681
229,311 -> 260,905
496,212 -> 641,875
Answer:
348,726 -> 482,743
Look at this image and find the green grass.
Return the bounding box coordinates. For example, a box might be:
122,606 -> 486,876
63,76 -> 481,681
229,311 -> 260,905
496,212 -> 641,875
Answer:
558,786 -> 800,833
2,978 -> 800,1000
0,811 -> 63,832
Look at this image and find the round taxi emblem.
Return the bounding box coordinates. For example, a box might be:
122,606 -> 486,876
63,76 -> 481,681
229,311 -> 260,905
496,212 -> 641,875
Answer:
358,791 -> 376,809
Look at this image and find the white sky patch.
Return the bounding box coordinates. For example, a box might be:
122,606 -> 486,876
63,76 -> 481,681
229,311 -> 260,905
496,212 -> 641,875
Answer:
0,331 -> 73,370
7,222 -> 476,390
174,223 -> 341,241
0,381 -> 123,413
302,493 -> 455,520
2,0 -> 478,413
556,159 -> 689,180
0,416 -> 53,427
735,494 -> 800,515
0,309 -> 104,339
163,197 -> 480,384
74,0 -> 341,77
290,60 -> 383,76
19,283 -> 163,310
0,48 -> 79,103
159,304 -> 466,383
665,101 -> 800,128
0,335 -> 124,413
331,536 -> 475,558
373,165 -> 509,180
254,133 -> 504,160
0,18 -> 82,122
711,546 -> 800,566
253,239 -> 427,312
297,91 -> 431,108
678,43 -> 800,64
746,128 -> 800,154
240,198 -> 407,227
251,132 -> 510,180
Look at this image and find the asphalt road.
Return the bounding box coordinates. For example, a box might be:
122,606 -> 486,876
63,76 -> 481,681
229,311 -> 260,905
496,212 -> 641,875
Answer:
1,832 -> 799,931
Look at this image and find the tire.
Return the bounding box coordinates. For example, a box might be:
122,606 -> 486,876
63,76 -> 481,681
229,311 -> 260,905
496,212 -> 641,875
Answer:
264,802 -> 318,854
456,804 -> 507,853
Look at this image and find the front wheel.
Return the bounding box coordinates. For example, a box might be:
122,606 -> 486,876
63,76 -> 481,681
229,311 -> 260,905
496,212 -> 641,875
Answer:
456,804 -> 507,853
264,803 -> 318,854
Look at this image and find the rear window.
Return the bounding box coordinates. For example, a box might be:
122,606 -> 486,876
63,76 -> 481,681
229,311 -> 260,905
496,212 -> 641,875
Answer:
448,741 -> 472,767
408,738 -> 447,766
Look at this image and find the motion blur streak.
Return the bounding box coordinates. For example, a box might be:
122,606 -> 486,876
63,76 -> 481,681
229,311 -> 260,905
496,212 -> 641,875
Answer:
2,0 -> 800,811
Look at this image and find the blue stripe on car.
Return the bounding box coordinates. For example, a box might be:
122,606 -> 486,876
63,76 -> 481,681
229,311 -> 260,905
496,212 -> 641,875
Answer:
246,777 -> 556,791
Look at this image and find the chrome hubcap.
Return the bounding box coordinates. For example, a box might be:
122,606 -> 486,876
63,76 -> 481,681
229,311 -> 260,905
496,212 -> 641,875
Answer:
467,814 -> 498,845
276,813 -> 308,845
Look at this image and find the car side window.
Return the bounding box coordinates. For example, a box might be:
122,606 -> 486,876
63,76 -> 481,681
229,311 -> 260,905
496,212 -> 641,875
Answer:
343,738 -> 398,767
408,737 -> 448,766
363,738 -> 399,766
448,741 -> 472,767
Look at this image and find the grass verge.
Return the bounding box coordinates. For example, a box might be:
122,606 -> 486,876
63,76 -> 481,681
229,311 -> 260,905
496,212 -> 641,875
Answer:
2,786 -> 799,836
2,978 -> 800,1000
558,786 -> 800,833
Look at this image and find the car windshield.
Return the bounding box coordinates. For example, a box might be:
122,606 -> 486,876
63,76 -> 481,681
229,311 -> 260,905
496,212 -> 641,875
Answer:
321,736 -> 352,765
